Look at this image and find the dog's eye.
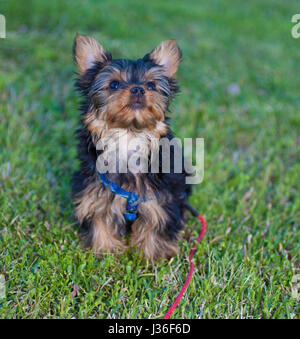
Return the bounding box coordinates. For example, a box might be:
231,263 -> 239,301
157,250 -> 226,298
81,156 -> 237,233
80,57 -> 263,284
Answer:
147,82 -> 156,90
109,80 -> 120,90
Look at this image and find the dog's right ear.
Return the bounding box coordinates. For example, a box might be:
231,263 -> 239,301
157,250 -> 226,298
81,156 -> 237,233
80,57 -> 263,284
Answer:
73,33 -> 110,74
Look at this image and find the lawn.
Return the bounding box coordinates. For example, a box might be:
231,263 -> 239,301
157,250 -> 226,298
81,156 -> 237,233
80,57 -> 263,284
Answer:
0,0 -> 299,319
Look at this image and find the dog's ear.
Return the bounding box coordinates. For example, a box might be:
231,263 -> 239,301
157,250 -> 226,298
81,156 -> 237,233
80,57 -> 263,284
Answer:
147,40 -> 182,77
73,33 -> 109,74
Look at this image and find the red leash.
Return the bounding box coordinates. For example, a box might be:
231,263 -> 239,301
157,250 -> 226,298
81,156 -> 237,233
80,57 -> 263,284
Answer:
163,214 -> 207,319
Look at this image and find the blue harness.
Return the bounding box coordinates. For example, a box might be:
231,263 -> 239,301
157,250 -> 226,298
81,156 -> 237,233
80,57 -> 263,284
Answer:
99,172 -> 151,221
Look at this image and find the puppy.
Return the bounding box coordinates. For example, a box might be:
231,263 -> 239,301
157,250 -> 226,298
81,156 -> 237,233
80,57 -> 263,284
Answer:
72,34 -> 191,260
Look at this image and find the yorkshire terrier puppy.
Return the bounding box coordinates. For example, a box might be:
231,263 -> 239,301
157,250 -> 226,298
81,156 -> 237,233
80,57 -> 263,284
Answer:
72,33 -> 191,260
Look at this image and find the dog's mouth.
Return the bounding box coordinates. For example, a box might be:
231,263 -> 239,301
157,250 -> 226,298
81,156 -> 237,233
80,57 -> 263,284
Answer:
130,102 -> 144,110
128,97 -> 146,111
106,96 -> 163,130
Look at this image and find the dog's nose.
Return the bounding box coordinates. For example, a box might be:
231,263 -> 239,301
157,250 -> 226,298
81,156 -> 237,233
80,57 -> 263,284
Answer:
130,86 -> 145,96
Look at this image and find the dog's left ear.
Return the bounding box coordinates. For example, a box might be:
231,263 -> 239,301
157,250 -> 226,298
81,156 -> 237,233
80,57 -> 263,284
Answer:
73,33 -> 109,74
147,40 -> 182,77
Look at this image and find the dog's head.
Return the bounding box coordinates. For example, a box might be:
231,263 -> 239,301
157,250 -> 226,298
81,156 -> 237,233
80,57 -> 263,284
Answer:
74,34 -> 181,132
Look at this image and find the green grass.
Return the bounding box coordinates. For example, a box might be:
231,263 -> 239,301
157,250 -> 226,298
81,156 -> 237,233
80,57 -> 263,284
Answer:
0,0 -> 299,319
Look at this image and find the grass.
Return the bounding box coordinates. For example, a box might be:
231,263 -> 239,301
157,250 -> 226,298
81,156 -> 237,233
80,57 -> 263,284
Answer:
0,0 -> 299,319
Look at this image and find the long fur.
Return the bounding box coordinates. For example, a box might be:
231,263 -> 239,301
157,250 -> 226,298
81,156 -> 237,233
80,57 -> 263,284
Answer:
72,35 -> 191,260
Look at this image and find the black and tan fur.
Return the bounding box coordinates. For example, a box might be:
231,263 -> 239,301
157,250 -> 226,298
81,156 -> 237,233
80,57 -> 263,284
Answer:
72,33 -> 191,260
